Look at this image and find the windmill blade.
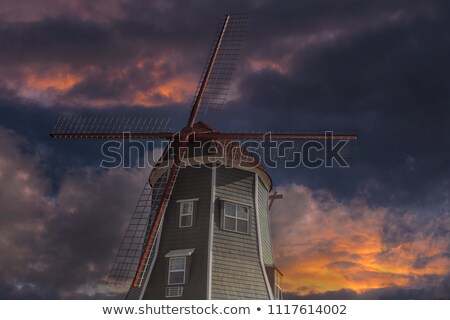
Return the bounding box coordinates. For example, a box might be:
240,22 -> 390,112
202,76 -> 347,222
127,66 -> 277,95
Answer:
50,115 -> 172,139
108,140 -> 189,292
131,143 -> 188,289
108,145 -> 175,289
192,131 -> 358,141
187,13 -> 249,127
206,131 -> 357,168
108,179 -> 161,286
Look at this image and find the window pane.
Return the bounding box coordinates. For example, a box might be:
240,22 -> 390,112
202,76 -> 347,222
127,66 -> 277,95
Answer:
237,205 -> 249,219
169,271 -> 184,284
224,202 -> 236,217
224,216 -> 235,231
180,215 -> 192,227
169,257 -> 185,271
275,271 -> 281,284
275,286 -> 282,299
181,202 -> 193,214
236,219 -> 248,233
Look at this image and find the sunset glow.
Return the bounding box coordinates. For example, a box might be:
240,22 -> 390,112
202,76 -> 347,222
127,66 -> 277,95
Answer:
25,68 -> 83,91
272,185 -> 450,297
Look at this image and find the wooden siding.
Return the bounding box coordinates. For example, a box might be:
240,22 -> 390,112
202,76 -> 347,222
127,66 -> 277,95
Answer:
142,165 -> 212,299
257,177 -> 274,265
211,167 -> 270,299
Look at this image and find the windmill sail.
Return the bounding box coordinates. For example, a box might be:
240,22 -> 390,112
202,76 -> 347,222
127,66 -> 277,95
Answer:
131,144 -> 187,289
191,14 -> 249,116
51,116 -> 172,139
108,175 -> 167,287
108,147 -> 175,288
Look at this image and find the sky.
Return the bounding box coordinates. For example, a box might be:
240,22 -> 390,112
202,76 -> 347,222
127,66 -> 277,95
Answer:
0,0 -> 449,299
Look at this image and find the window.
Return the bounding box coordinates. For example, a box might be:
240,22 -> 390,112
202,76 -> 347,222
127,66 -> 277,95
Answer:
265,265 -> 283,300
179,201 -> 194,228
168,256 -> 186,285
274,270 -> 282,300
177,199 -> 198,228
223,201 -> 249,234
165,248 -> 195,286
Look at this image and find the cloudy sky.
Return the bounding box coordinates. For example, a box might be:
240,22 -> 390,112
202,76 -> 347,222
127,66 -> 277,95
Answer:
0,0 -> 449,299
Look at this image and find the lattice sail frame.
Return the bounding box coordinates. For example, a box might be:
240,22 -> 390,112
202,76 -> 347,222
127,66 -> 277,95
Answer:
51,116 -> 171,138
192,14 -> 249,115
108,148 -> 176,286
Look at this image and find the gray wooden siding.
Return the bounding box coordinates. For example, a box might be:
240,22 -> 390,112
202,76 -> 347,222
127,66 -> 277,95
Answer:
142,166 -> 212,299
211,167 -> 270,299
257,177 -> 274,265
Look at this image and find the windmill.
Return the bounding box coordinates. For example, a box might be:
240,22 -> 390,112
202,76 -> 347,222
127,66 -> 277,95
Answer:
51,14 -> 357,300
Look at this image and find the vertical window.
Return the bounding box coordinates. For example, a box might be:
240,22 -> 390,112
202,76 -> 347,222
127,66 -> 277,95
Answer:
223,201 -> 249,234
274,270 -> 282,300
168,257 -> 186,285
179,201 -> 193,228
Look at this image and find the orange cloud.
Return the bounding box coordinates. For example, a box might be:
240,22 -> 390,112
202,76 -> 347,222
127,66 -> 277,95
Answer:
131,57 -> 197,106
25,68 -> 83,91
133,78 -> 195,106
9,56 -> 197,107
248,58 -> 289,74
270,184 -> 450,296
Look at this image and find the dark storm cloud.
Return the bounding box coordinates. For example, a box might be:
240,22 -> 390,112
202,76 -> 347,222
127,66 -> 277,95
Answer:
0,126 -> 148,299
229,0 -> 450,209
0,95 -> 186,196
0,17 -> 119,66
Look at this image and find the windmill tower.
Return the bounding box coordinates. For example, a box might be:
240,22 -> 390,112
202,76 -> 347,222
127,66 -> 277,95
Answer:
50,14 -> 357,300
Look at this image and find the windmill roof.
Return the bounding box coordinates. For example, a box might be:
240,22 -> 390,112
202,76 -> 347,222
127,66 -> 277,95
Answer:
149,122 -> 273,191
192,121 -> 218,133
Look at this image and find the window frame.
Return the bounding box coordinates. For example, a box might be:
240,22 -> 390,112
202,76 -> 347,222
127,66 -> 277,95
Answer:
167,256 -> 186,285
274,269 -> 283,300
222,200 -> 250,234
178,200 -> 194,228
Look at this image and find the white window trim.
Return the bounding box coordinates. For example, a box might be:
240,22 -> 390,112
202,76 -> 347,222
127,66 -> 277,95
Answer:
274,269 -> 283,300
222,201 -> 250,234
165,248 -> 195,258
168,256 -> 186,285
275,284 -> 282,300
176,198 -> 199,203
178,200 -> 195,228
218,197 -> 253,208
